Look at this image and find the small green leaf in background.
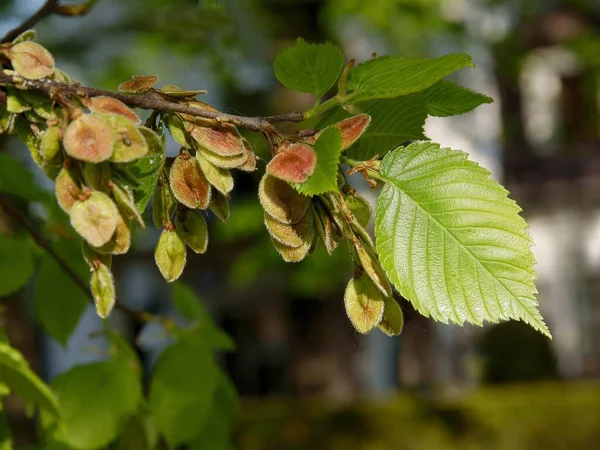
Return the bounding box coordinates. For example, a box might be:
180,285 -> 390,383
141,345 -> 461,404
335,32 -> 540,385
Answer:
114,150 -> 165,215
0,342 -> 60,418
190,373 -> 238,450
375,142 -> 550,337
346,53 -> 474,102
47,358 -> 142,450
293,127 -> 342,196
173,283 -> 234,350
0,153 -> 48,202
421,80 -> 493,117
0,234 -> 34,297
149,333 -> 219,448
273,38 -> 344,97
35,242 -> 89,347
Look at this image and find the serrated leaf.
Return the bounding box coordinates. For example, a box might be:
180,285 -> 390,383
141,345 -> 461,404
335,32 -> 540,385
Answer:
375,142 -> 550,337
0,342 -> 59,417
149,332 -> 219,447
35,244 -> 88,346
292,127 -> 342,196
0,234 -> 34,297
47,358 -> 142,450
346,53 -> 474,102
422,80 -> 493,117
273,38 -> 344,97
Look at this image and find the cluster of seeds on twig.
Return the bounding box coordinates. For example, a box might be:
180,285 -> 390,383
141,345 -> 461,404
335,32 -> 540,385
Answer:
0,32 -> 403,336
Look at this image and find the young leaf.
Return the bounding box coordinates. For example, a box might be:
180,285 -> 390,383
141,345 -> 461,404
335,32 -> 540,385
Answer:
273,38 -> 343,97
292,127 -> 342,196
346,53 -> 474,102
124,150 -> 166,214
0,342 -> 59,417
375,142 -> 550,337
422,80 -> 493,117
46,358 -> 142,449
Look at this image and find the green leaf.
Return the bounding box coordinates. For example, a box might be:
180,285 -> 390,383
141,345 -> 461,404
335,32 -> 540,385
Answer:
172,283 -> 234,350
0,342 -> 59,417
273,38 -> 344,97
346,53 -> 474,102
0,234 -> 34,297
347,94 -> 427,160
422,80 -> 493,117
293,127 -> 342,196
0,153 -> 48,202
375,142 -> 550,337
48,359 -> 141,450
189,372 -> 238,450
149,333 -> 219,448
35,242 -> 88,347
113,149 -> 166,215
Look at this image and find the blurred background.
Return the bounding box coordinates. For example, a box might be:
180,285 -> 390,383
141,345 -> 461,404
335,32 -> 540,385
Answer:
1,0 -> 600,448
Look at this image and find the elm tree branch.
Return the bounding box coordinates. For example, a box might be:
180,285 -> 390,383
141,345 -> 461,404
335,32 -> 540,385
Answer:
1,0 -> 98,43
0,72 -> 306,133
1,0 -> 59,43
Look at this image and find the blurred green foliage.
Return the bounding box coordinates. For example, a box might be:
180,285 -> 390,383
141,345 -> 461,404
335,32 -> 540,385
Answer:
237,382 -> 600,450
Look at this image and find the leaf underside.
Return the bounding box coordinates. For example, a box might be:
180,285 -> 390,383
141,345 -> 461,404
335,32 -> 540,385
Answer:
375,142 -> 550,337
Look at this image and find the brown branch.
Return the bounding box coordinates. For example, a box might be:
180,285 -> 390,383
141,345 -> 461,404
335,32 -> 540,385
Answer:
1,0 -> 60,43
0,72 -> 305,133
0,193 -> 149,323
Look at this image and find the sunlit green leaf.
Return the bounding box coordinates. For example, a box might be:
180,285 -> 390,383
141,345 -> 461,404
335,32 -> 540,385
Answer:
346,53 -> 474,102
422,80 -> 493,117
0,342 -> 59,417
273,38 -> 344,97
375,142 -> 550,337
48,358 -> 141,450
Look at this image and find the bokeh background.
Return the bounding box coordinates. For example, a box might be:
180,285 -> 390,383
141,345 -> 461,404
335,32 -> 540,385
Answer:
1,0 -> 600,448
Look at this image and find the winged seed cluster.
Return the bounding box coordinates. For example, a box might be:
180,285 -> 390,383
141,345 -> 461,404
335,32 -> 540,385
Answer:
0,33 -> 549,338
